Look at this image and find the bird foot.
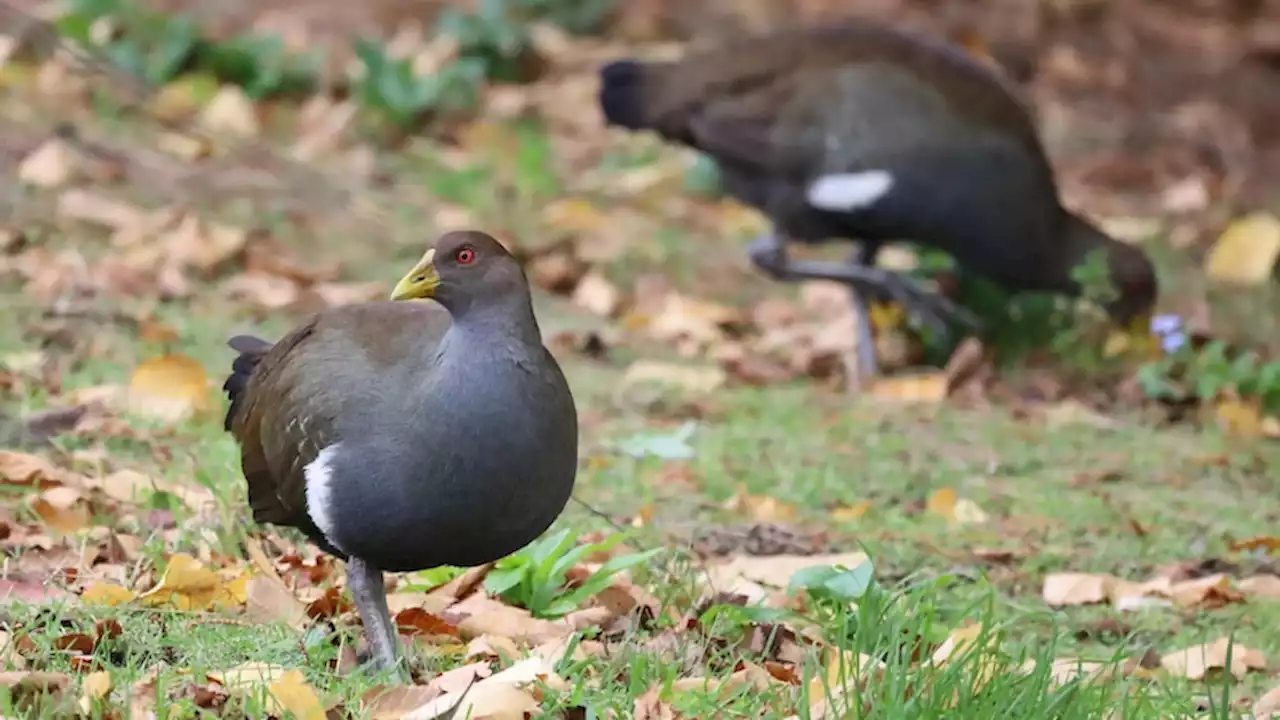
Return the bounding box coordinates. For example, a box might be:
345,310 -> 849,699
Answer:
746,232 -> 790,280
875,273 -> 982,341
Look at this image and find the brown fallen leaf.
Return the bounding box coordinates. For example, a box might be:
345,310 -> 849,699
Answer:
0,451 -> 78,488
17,139 -> 78,188
30,485 -> 91,534
571,272 -> 622,318
707,552 -> 870,592
362,684 -> 447,720
1240,575 -> 1280,601
245,574 -> 308,628
1160,637 -> 1267,680
1042,572 -> 1117,607
1255,683 -> 1280,717
1231,536 -> 1280,553
0,671 -> 73,715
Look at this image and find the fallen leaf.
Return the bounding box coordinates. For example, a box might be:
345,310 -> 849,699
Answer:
723,484 -> 796,522
77,670 -> 110,715
266,670 -> 326,720
1204,212 -> 1280,286
1160,637 -> 1267,680
707,552 -> 870,591
244,575 -> 307,628
81,582 -> 136,607
571,272 -> 622,317
926,488 -> 956,520
0,451 -> 76,488
1240,575 -> 1280,601
868,372 -> 949,402
621,360 -> 726,394
127,354 -> 211,422
140,553 -> 240,611
18,139 -> 77,188
1255,683 -> 1280,717
362,685 -> 446,719
1042,573 -> 1116,607
1231,536 -> 1280,553
830,500 -> 872,521
200,86 -> 260,137
30,485 -> 91,534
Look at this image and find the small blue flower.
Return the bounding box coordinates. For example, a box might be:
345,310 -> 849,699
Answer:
1149,313 -> 1187,354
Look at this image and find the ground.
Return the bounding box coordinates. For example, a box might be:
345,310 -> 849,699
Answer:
2,7 -> 1280,720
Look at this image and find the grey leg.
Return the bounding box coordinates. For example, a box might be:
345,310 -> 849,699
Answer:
346,557 -> 406,681
746,231 -> 981,340
849,244 -> 880,380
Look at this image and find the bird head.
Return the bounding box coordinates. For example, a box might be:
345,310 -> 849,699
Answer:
391,231 -> 528,318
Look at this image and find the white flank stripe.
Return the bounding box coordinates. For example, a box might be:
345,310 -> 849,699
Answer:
305,444 -> 346,552
806,170 -> 895,212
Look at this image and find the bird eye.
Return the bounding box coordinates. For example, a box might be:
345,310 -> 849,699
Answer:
413,274 -> 426,283
456,247 -> 476,265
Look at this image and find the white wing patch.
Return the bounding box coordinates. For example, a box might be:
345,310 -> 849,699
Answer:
806,170 -> 895,212
305,443 -> 346,553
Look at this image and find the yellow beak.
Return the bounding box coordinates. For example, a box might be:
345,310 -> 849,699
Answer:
390,248 -> 440,301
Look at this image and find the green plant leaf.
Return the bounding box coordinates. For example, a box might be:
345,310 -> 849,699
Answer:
483,565 -> 528,597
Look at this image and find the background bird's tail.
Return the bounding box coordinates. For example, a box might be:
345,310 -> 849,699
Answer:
222,335 -> 273,431
598,59 -> 656,131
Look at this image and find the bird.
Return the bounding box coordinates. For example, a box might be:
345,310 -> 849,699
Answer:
221,230 -> 579,677
597,19 -> 1158,377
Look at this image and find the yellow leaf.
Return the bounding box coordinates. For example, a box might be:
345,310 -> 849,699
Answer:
140,553 -> 238,611
724,484 -> 795,522
267,670 -> 326,720
82,582 -> 136,607
78,670 -> 111,714
926,488 -> 957,520
831,500 -> 872,521
953,498 -> 989,525
148,74 -> 221,122
869,372 -> 949,403
1205,212 -> 1280,285
868,302 -> 904,331
1214,398 -> 1280,438
930,624 -> 988,666
127,354 -> 211,423
199,86 -> 260,137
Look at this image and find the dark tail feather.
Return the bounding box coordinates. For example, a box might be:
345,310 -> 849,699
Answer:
598,59 -> 652,131
222,335 -> 273,431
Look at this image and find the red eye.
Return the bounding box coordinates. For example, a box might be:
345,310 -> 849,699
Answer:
456,247 -> 475,265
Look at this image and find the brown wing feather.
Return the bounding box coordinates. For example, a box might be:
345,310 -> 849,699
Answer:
225,302 -> 454,531
227,318 -> 326,526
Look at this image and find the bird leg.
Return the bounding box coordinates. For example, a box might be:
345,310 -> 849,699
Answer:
346,558 -> 407,681
746,231 -> 981,340
749,231 -> 881,380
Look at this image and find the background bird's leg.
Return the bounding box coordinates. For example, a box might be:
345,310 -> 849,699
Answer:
347,558 -> 405,679
848,242 -> 881,381
774,255 -> 981,339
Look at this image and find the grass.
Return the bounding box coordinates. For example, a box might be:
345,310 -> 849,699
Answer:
3,65 -> 1280,719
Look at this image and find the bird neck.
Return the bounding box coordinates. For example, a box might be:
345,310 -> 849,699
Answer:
1055,211 -> 1122,296
443,294 -> 543,351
